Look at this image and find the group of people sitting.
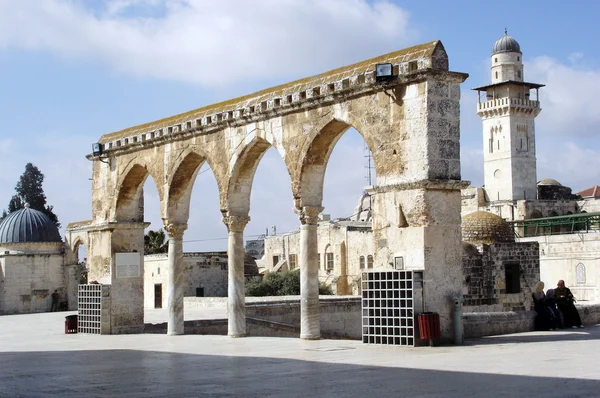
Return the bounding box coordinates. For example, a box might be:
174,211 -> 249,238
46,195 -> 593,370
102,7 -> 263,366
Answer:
532,280 -> 584,330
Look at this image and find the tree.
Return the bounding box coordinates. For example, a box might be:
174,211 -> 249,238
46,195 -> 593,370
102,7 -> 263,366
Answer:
3,163 -> 60,228
246,270 -> 333,296
144,229 -> 168,255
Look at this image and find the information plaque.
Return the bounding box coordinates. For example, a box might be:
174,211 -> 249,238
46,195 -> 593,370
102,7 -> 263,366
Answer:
115,253 -> 141,278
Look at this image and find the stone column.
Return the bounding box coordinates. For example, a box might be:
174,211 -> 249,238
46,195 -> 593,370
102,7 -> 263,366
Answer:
223,214 -> 250,337
165,223 -> 187,336
298,206 -> 323,339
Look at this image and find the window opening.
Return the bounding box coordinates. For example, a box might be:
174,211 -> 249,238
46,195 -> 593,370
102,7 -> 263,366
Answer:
505,262 -> 521,294
326,253 -> 334,271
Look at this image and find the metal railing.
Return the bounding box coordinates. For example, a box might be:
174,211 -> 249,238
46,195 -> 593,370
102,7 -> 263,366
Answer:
508,212 -> 600,238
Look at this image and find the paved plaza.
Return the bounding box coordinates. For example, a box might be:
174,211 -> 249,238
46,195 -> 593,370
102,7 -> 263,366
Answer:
1,310 -> 599,397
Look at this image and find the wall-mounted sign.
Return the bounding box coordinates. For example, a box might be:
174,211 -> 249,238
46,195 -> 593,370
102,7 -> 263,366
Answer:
115,253 -> 141,278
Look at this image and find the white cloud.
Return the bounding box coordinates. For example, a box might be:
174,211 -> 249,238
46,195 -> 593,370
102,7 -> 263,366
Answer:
537,141 -> 600,192
0,0 -> 415,87
527,54 -> 600,137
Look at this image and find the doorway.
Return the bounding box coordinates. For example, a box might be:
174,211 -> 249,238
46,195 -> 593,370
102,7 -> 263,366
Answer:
154,284 -> 162,308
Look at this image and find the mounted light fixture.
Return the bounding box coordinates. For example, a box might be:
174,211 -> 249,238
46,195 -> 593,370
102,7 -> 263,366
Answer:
375,63 -> 395,82
92,143 -> 103,157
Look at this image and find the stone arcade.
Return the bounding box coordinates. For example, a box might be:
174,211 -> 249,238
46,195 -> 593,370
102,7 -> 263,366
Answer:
70,40 -> 469,341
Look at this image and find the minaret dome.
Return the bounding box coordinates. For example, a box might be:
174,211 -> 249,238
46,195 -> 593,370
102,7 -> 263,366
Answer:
491,30 -> 524,83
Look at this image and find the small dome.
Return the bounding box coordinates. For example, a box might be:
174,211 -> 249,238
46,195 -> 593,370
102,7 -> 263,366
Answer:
492,32 -> 521,55
537,178 -> 562,186
0,205 -> 61,243
462,211 -> 514,245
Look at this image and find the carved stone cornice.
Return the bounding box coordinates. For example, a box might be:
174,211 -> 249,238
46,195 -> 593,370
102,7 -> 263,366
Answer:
164,223 -> 188,240
368,179 -> 470,194
222,214 -> 250,233
297,206 -> 324,225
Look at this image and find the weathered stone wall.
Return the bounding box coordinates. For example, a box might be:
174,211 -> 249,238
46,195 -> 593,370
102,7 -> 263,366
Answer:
0,253 -> 66,314
244,297 -> 361,339
462,241 -> 540,313
463,302 -> 600,338
519,233 -> 600,302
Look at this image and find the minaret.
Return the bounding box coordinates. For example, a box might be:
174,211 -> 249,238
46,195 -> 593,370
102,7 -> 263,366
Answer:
473,31 -> 544,203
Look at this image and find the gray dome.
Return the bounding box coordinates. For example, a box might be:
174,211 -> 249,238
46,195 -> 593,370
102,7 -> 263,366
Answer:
492,32 -> 521,55
538,178 -> 562,187
0,205 -> 61,243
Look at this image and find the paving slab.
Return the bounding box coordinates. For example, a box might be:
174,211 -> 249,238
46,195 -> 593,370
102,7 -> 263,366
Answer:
1,311 -> 599,397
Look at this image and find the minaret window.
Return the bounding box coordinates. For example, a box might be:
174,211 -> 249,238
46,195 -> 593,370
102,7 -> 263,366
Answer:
495,71 -> 498,79
518,70 -> 522,79
495,57 -> 498,63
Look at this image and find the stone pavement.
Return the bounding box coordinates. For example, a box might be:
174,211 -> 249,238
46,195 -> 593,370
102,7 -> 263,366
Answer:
1,311 -> 599,397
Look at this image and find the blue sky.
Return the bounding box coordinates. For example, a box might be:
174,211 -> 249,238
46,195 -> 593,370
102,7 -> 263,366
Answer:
1,0 -> 599,252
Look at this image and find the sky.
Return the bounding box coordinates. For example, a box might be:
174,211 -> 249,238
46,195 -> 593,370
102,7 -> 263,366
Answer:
1,0 -> 599,252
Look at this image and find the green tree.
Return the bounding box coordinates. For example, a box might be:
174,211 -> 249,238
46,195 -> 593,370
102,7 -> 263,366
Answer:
246,270 -> 333,296
4,163 -> 60,227
144,229 -> 168,254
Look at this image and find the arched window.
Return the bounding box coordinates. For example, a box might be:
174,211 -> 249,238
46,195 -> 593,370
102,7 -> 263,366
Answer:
359,256 -> 365,269
367,255 -> 374,269
495,71 -> 498,79
576,263 -> 586,284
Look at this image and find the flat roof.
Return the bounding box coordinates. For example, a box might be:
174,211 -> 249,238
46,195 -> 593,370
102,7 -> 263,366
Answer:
472,80 -> 545,91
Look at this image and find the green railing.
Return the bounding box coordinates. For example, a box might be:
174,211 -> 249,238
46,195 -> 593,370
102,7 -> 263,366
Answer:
508,212 -> 600,238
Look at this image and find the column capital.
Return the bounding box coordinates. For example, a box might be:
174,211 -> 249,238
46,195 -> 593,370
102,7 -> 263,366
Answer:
164,223 -> 187,239
222,214 -> 250,233
296,206 -> 324,225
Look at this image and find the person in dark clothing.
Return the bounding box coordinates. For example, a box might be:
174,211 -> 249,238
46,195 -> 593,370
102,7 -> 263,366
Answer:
555,280 -> 583,328
532,281 -> 556,331
545,288 -> 564,329
51,290 -> 59,312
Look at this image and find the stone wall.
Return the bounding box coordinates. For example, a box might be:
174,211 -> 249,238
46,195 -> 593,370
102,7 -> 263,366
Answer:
463,302 -> 600,338
462,241 -> 540,313
519,233 -> 600,302
0,253 -> 66,314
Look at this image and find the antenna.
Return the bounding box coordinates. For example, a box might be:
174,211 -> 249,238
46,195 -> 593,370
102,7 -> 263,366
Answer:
364,142 -> 375,186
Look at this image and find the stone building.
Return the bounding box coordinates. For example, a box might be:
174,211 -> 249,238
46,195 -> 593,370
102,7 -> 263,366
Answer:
465,31 -> 600,303
0,204 -> 80,314
258,193 -> 374,295
461,211 -> 540,313
144,251 -> 259,309
463,32 -> 599,221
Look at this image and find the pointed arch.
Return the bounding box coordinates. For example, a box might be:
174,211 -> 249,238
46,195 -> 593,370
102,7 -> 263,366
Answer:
165,146 -> 223,224
296,116 -> 380,208
115,163 -> 162,222
226,130 -> 290,215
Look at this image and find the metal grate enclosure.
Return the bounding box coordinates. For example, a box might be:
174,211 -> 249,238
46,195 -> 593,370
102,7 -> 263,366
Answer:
78,284 -> 103,334
362,270 -> 415,346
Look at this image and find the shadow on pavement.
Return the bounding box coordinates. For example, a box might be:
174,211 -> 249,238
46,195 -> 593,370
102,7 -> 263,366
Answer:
467,324 -> 600,346
1,349 -> 599,398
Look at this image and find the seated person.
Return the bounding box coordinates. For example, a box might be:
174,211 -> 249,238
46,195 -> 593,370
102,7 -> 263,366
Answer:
544,288 -> 564,329
532,281 -> 556,331
555,280 -> 584,329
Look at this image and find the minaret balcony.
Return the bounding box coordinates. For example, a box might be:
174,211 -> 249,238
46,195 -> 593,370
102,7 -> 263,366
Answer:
477,97 -> 540,117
